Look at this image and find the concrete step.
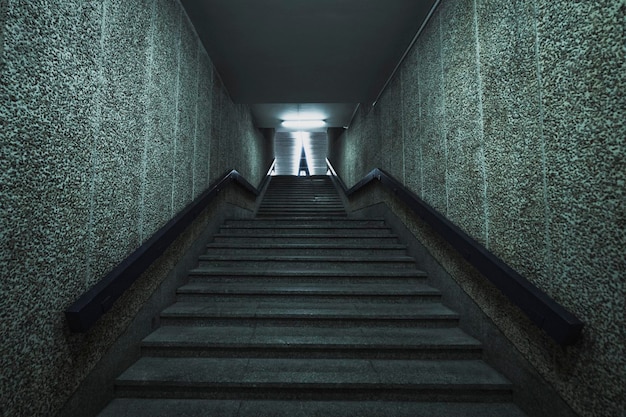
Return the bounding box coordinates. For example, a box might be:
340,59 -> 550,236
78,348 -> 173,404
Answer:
98,399 -> 528,417
261,192 -> 341,197
204,242 -> 409,257
265,190 -> 336,193
196,255 -> 417,271
94,180 -> 529,416
260,204 -> 343,209
259,201 -> 342,206
257,208 -> 348,218
256,212 -> 347,218
187,268 -> 428,284
261,199 -> 343,207
159,300 -> 460,327
176,281 -> 441,303
212,233 -> 399,244
114,357 -> 512,401
262,193 -> 339,197
267,180 -> 336,183
223,218 -> 387,227
260,200 -> 342,205
259,196 -> 340,200
257,208 -> 346,214
266,179 -> 335,184
260,195 -> 339,199
258,204 -> 343,208
262,194 -> 339,199
258,202 -> 342,207
218,225 -> 392,235
141,326 -> 482,359
263,185 -> 338,189
258,200 -> 342,205
258,199 -> 340,203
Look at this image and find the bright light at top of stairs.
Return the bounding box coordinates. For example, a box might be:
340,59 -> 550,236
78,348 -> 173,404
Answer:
281,120 -> 326,129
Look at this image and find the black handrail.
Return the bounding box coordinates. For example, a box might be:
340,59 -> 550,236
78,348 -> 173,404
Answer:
327,160 -> 584,346
65,167 -> 270,333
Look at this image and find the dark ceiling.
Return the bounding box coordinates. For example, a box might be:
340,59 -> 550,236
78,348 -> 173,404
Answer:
181,0 -> 439,129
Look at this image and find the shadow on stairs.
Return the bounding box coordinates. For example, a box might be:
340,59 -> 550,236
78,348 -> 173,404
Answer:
96,175 -> 527,417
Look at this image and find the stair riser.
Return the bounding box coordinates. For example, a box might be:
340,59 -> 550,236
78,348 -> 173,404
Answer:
264,188 -> 338,191
212,236 -> 399,244
257,205 -> 343,209
262,191 -> 339,194
259,198 -> 340,202
256,211 -> 347,217
257,211 -> 347,219
260,201 -> 341,205
260,199 -> 341,202
224,220 -> 387,227
140,346 -> 483,360
187,276 -> 427,286
264,185 -> 338,189
264,185 -> 336,188
262,188 -> 339,191
205,248 -> 408,257
259,203 -> 343,208
260,199 -> 342,204
99,399 -> 528,417
258,208 -> 345,213
218,228 -> 392,236
260,198 -> 341,201
115,386 -> 512,402
257,205 -> 344,209
265,190 -> 338,193
159,317 -> 460,328
196,260 -> 417,270
175,294 -> 442,304
97,174 -> 526,417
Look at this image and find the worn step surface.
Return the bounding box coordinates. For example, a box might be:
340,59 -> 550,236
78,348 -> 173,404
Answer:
159,300 -> 461,327
99,399 -> 527,417
176,281 -> 441,303
97,175 -> 526,417
212,233 -> 402,245
115,357 -> 513,401
186,268 -> 429,285
257,176 -> 347,217
196,255 -> 417,271
218,225 -> 393,236
223,218 -> 387,227
141,326 -> 482,359
204,242 -> 409,257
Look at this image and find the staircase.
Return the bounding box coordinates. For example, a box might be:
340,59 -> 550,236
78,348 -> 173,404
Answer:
257,175 -> 346,217
97,175 -> 527,417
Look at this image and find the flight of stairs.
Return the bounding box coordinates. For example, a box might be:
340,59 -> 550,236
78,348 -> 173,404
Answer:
97,175 -> 527,416
257,175 -> 346,217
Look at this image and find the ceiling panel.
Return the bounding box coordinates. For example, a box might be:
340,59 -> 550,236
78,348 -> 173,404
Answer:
181,0 -> 439,129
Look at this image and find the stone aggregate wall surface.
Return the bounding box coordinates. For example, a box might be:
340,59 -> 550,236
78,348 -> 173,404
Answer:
330,1 -> 625,416
0,1 -> 270,416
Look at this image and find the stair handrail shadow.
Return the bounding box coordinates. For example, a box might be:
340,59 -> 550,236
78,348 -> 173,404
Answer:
65,163 -> 274,333
326,159 -> 583,346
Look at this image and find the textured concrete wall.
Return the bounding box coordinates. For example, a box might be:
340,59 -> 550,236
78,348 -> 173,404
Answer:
0,1 -> 270,416
329,1 -> 625,416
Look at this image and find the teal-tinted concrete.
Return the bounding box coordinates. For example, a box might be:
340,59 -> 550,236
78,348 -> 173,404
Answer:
0,1 -> 271,416
329,0 -> 625,416
92,178 -> 524,416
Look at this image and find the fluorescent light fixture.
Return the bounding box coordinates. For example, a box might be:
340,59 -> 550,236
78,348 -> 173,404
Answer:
281,120 -> 326,129
281,111 -> 326,121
